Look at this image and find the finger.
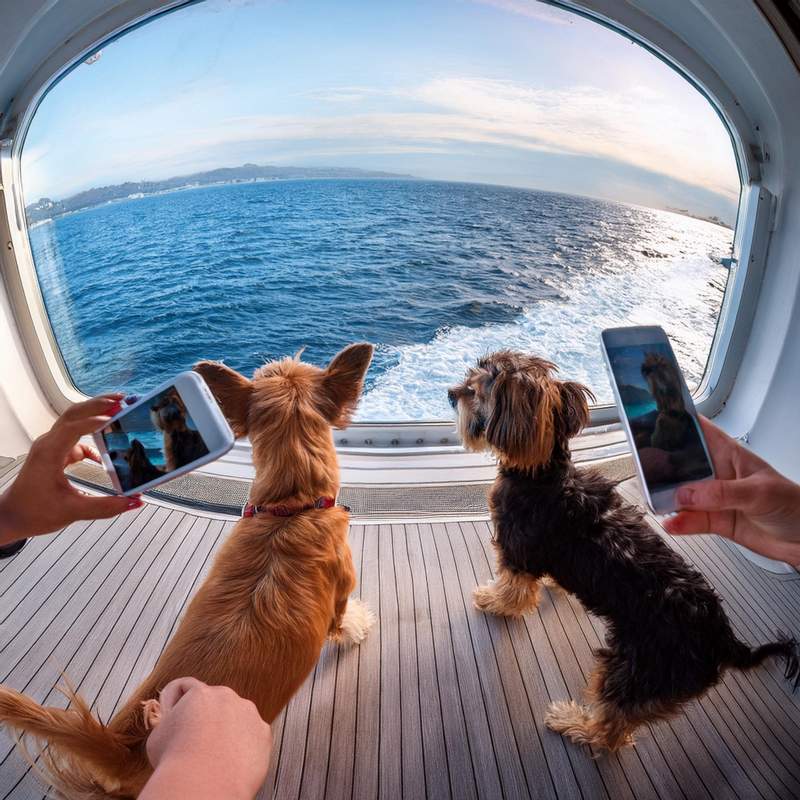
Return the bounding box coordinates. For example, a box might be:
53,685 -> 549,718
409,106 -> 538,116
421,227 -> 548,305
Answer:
663,510 -> 711,535
66,491 -> 143,520
60,395 -> 124,423
79,444 -> 102,464
65,443 -> 101,466
158,677 -> 207,711
53,415 -> 117,447
663,510 -> 732,538
675,477 -> 755,512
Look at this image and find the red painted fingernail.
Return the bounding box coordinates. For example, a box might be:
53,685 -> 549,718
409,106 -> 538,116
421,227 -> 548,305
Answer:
676,487 -> 694,506
127,497 -> 144,509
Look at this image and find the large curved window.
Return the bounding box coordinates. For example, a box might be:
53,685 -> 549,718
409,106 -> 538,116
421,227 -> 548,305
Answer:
21,0 -> 740,421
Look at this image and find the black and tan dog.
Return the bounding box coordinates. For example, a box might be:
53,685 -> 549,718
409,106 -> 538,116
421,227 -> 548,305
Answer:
449,350 -> 799,752
124,439 -> 164,487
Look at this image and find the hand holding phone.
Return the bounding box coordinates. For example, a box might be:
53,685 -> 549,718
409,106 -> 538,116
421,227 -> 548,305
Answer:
94,372 -> 234,496
600,325 -> 714,513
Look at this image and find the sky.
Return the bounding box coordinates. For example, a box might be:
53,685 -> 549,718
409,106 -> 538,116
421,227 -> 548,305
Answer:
22,0 -> 741,223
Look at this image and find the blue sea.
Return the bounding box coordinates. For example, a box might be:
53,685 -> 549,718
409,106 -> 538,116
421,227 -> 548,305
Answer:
28,179 -> 732,420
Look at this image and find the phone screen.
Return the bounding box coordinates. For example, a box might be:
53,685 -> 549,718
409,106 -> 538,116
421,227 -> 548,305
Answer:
604,333 -> 713,494
101,385 -> 211,492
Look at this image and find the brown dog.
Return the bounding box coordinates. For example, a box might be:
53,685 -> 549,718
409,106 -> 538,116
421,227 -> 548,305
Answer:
0,343 -> 376,797
150,388 -> 208,471
449,350 -> 798,752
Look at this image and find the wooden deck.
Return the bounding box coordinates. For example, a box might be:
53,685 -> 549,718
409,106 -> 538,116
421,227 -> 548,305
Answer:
1,456 -> 800,799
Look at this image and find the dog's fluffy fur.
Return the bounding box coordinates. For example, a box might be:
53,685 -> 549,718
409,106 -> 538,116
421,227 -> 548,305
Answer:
150,388 -> 208,471
0,343 -> 376,798
450,350 -> 799,752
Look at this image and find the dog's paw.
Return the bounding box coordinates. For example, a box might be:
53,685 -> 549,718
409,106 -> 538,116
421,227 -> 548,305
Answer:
473,581 -> 529,617
545,700 -> 588,733
540,575 -> 568,596
141,698 -> 161,731
473,581 -> 501,614
334,598 -> 376,645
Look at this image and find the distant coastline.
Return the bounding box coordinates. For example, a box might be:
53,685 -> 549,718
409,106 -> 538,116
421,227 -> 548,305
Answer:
664,205 -> 732,230
25,163 -> 734,230
24,163 -> 415,224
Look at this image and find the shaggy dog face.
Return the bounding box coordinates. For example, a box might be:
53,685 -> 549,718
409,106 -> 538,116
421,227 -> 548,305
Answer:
448,350 -> 594,469
641,352 -> 684,414
150,388 -> 189,433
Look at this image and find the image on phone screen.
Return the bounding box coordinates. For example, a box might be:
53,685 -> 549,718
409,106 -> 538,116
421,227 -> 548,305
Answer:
605,340 -> 712,493
101,386 -> 211,492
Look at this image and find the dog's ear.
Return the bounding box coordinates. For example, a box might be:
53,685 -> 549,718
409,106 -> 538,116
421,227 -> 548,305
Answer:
319,343 -> 374,428
193,361 -> 253,438
485,370 -> 557,468
558,380 -> 594,440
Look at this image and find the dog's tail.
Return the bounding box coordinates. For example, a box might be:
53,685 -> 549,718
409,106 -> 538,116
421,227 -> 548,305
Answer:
0,684 -> 147,799
727,633 -> 800,691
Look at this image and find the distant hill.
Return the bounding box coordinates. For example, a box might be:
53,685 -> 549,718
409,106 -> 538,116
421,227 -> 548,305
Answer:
25,163 -> 415,224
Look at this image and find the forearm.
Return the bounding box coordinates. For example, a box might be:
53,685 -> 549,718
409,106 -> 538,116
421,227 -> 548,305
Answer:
138,758 -> 256,800
0,493 -> 22,545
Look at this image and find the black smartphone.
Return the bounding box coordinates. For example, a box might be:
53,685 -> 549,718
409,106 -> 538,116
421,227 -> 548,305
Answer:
600,325 -> 714,513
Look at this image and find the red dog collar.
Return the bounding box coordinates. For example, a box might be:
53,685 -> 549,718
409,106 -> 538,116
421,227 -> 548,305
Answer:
242,496 -> 337,518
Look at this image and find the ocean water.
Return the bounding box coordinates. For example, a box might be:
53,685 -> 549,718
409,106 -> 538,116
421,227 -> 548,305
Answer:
28,179 -> 733,420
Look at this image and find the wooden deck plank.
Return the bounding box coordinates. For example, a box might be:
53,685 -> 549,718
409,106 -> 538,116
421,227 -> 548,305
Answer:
352,525 -> 381,800
378,525 -> 402,800
0,520 -> 96,632
320,525 -> 365,800
390,524 -> 426,800
296,643 -> 339,800
271,654 -> 315,800
431,522 -> 506,800
417,523 -> 479,800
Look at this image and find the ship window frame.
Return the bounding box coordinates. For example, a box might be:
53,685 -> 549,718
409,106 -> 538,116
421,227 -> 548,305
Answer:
0,0 -> 768,448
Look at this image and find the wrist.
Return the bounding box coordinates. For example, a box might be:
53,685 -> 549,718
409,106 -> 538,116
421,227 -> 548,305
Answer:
0,492 -> 25,546
143,755 -> 257,800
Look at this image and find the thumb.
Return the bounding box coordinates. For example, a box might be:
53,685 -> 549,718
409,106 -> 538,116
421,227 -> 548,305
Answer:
70,492 -> 144,520
675,478 -> 752,512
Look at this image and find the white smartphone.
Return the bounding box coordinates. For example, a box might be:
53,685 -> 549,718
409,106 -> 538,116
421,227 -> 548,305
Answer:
93,371 -> 235,496
600,325 -> 715,514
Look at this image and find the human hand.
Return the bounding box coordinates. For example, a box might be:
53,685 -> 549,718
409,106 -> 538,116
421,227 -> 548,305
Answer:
663,416 -> 800,566
0,394 -> 142,545
142,677 -> 272,800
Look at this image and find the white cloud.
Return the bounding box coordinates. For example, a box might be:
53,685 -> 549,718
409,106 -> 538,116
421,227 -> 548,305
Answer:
112,76 -> 738,200
472,0 -> 576,25
23,74 -> 739,207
